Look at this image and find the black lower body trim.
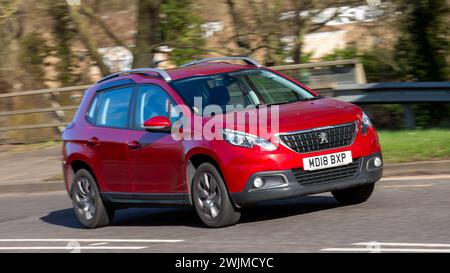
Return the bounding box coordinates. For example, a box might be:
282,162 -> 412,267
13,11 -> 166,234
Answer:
101,192 -> 191,208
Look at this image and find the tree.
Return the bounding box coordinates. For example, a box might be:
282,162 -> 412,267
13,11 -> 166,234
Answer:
394,0 -> 449,81
159,0 -> 205,65
225,0 -> 284,63
225,0 -> 252,52
68,3 -> 111,75
133,0 -> 163,68
225,0 -> 365,65
49,1 -> 78,85
80,0 -> 205,68
288,0 -> 368,64
0,0 -> 23,90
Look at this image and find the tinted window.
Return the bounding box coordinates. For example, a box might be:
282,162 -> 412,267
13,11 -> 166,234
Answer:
96,87 -> 132,128
134,85 -> 176,129
170,69 -> 316,114
86,95 -> 99,124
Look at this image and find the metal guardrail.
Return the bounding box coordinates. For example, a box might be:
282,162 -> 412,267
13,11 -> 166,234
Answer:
331,82 -> 450,129
333,82 -> 450,104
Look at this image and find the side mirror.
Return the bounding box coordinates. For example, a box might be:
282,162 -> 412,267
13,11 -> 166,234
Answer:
143,116 -> 171,132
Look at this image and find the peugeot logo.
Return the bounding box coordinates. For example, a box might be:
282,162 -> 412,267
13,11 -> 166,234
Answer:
318,132 -> 328,144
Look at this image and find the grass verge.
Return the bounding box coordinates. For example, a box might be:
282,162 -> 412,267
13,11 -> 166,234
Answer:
378,129 -> 450,163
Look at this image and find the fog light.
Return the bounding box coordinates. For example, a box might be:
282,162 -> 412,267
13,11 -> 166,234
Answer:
253,177 -> 265,189
374,157 -> 382,168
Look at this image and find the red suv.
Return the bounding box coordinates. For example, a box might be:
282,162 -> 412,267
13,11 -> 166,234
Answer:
62,57 -> 383,228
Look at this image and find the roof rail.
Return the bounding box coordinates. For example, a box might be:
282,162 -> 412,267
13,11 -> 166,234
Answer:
97,68 -> 172,84
179,56 -> 262,68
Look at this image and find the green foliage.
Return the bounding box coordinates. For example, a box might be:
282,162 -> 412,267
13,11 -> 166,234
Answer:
321,46 -> 402,82
20,32 -> 49,80
394,0 -> 450,81
413,104 -> 450,129
364,105 -> 405,130
160,0 -> 205,65
48,1 -> 78,85
321,47 -> 358,62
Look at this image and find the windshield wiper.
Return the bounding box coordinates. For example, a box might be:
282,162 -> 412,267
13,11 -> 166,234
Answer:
264,101 -> 297,106
263,96 -> 322,106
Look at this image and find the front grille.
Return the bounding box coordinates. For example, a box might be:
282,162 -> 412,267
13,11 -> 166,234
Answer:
278,122 -> 357,153
292,159 -> 361,186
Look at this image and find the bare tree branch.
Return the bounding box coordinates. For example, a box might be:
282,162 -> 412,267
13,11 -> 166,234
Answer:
80,4 -> 130,50
68,4 -> 110,75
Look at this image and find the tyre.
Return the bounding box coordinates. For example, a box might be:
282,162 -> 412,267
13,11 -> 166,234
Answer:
192,163 -> 241,228
71,169 -> 114,228
332,183 -> 375,205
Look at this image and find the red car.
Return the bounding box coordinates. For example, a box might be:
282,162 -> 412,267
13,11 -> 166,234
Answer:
62,57 -> 383,228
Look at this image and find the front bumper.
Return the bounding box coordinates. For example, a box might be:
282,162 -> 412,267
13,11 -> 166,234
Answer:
229,152 -> 383,207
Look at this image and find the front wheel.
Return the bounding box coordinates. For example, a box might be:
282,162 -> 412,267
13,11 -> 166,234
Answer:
332,183 -> 375,205
71,169 -> 114,228
192,163 -> 241,228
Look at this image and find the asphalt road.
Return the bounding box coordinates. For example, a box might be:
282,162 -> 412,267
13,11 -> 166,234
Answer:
0,175 -> 449,253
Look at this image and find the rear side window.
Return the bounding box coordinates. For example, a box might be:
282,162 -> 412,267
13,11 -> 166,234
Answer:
95,87 -> 132,128
86,95 -> 99,124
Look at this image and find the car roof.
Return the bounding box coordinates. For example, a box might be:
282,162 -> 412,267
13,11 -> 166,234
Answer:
166,62 -> 258,81
96,58 -> 263,85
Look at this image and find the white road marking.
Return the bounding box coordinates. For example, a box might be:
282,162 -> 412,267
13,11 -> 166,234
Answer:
322,248 -> 450,253
0,246 -> 147,250
89,242 -> 108,246
0,238 -> 184,252
0,239 -> 184,243
322,242 -> 450,253
381,184 -> 433,188
354,242 -> 450,248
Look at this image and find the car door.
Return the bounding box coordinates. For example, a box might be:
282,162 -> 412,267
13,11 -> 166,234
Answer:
87,86 -> 133,193
127,84 -> 185,194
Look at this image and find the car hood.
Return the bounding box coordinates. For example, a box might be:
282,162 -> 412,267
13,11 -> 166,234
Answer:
202,97 -> 362,135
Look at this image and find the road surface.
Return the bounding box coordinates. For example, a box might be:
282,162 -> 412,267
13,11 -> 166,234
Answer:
0,175 -> 449,253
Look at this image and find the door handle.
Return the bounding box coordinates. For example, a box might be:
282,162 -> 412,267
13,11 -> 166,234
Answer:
127,140 -> 141,150
87,137 -> 100,147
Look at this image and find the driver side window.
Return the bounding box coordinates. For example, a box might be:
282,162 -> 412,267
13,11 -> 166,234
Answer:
134,85 -> 176,129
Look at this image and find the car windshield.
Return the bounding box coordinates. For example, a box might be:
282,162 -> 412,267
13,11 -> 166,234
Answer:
170,69 -> 318,114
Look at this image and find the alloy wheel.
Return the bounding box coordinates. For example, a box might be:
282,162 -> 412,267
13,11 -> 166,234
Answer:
196,172 -> 222,219
73,176 -> 96,221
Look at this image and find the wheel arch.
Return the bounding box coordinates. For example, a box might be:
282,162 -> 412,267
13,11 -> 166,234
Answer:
66,156 -> 99,194
186,150 -> 237,207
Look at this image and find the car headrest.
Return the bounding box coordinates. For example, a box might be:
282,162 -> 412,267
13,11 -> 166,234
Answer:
209,86 -> 230,106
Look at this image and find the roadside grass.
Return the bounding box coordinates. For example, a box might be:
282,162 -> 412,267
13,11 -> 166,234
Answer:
378,129 -> 450,163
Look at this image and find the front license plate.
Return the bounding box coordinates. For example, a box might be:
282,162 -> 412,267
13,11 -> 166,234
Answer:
303,151 -> 353,171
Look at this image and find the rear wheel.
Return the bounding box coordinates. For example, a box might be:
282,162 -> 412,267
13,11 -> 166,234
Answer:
192,163 -> 241,228
71,169 -> 114,228
332,183 -> 375,205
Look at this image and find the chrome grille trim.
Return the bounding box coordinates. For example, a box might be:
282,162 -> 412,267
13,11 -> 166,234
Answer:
276,121 -> 358,153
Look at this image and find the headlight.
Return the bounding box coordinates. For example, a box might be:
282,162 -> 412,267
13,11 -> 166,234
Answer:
222,129 -> 277,151
361,112 -> 372,135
